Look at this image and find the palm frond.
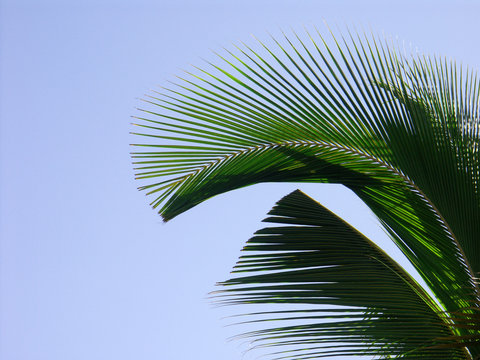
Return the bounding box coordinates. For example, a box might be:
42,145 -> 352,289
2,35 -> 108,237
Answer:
132,29 -> 480,358
216,190 -> 469,359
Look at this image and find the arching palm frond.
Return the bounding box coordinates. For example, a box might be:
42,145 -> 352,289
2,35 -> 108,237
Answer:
132,30 -> 480,359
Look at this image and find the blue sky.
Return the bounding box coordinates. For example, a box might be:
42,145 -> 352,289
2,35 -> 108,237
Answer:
1,1 -> 479,359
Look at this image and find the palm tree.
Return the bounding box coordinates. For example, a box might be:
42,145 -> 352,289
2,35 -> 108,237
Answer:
131,30 -> 480,359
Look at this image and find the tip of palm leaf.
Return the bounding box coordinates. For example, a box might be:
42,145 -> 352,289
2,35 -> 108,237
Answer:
160,209 -> 181,222
160,211 -> 175,222
272,189 -> 312,208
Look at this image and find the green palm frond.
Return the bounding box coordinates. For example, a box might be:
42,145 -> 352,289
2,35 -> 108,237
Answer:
132,29 -> 480,359
216,190 -> 468,359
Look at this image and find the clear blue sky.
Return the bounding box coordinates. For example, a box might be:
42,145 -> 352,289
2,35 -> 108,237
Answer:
1,1 -> 479,359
